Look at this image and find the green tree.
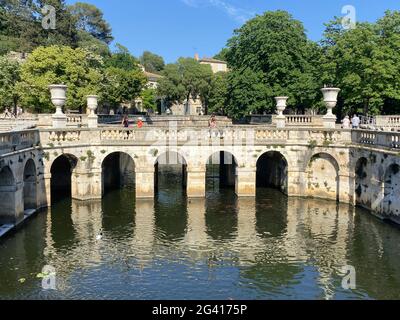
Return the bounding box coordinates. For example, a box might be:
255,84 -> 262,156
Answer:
225,10 -> 321,114
141,88 -> 157,112
105,44 -> 140,71
208,71 -> 228,115
0,55 -> 21,113
102,67 -> 146,108
157,58 -> 213,113
68,2 -> 113,44
321,14 -> 400,115
140,51 -> 165,74
19,45 -> 103,113
225,69 -> 269,119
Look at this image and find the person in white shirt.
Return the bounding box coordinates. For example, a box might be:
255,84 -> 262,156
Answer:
352,114 -> 361,129
342,116 -> 350,129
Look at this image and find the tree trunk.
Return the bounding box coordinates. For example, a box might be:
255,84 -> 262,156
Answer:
363,98 -> 370,116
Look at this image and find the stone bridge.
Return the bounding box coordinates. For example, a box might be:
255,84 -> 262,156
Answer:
1,125 -> 400,233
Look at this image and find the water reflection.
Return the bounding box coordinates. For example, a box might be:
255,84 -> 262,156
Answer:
1,186 -> 400,299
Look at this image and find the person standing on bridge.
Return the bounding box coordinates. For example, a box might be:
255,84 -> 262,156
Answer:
352,114 -> 360,129
137,117 -> 144,129
122,115 -> 129,128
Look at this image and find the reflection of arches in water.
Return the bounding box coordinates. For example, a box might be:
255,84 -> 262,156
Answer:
154,151 -> 187,195
256,151 -> 288,194
206,151 -> 237,192
23,159 -> 37,211
102,152 -> 135,195
0,166 -> 16,224
205,189 -> 238,241
51,154 -> 77,204
355,157 -> 368,206
306,153 -> 339,202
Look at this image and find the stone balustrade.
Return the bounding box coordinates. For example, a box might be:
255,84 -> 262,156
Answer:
0,130 -> 40,156
37,127 -> 351,147
286,115 -> 324,127
352,130 -> 400,149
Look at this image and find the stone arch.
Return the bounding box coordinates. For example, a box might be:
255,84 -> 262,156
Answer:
0,166 -> 17,224
355,157 -> 368,206
206,150 -> 238,192
23,159 -> 37,211
154,151 -> 188,194
256,151 -> 288,194
101,152 -> 135,195
50,154 -> 78,203
306,152 -> 340,202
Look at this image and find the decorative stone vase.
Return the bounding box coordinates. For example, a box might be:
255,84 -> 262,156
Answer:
275,96 -> 288,129
49,84 -> 67,128
87,95 -> 99,128
321,87 -> 340,129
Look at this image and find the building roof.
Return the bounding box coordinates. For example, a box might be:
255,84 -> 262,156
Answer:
145,71 -> 163,82
199,57 -> 227,64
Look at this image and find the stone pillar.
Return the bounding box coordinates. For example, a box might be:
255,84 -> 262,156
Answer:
136,165 -> 155,199
338,172 -> 353,204
287,170 -> 305,197
71,168 -> 102,201
0,182 -> 24,225
44,173 -> 52,207
187,165 -> 206,198
235,168 -> 256,197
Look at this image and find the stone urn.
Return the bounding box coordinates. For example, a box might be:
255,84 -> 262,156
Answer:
275,96 -> 289,129
87,95 -> 99,128
321,87 -> 340,129
49,84 -> 67,128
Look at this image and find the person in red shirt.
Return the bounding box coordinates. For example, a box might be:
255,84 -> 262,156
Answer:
137,117 -> 144,128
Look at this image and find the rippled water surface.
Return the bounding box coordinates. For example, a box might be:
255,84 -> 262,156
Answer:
1,171 -> 400,300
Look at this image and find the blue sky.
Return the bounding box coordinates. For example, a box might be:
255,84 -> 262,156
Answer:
66,0 -> 400,63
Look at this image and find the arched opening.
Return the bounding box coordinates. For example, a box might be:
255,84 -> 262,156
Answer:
206,151 -> 237,193
155,151 -> 187,197
51,154 -> 78,204
355,157 -> 368,206
23,159 -> 37,211
306,153 -> 339,202
102,152 -> 135,195
0,166 -> 16,224
256,151 -> 288,194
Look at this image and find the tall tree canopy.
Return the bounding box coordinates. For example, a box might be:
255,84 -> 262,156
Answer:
225,11 -> 321,115
321,11 -> 400,116
157,58 -> 213,110
19,45 -> 104,112
0,55 -> 21,111
68,2 -> 113,44
140,51 -> 165,74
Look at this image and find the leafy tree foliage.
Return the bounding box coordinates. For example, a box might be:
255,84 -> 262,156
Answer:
105,44 -> 140,71
140,51 -> 165,74
157,58 -> 213,110
102,66 -> 146,108
141,88 -> 157,112
19,45 -> 104,112
68,2 -> 113,44
0,55 -> 21,111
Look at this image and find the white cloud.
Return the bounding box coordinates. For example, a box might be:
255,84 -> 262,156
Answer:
180,0 -> 254,24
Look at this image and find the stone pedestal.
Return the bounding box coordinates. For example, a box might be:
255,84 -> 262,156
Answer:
187,167 -> 206,198
276,116 -> 286,129
323,115 -> 337,129
88,116 -> 98,129
52,114 -> 67,128
235,168 -> 256,197
136,166 -> 155,199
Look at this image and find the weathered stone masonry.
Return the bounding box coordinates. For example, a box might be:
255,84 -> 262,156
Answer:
1,127 -> 400,228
